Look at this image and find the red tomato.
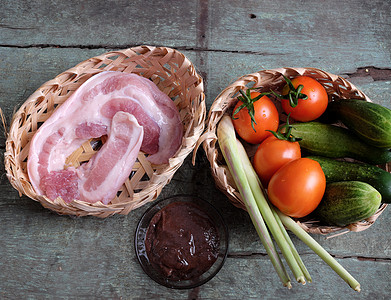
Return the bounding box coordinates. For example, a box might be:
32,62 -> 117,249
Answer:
281,76 -> 328,122
253,135 -> 301,187
267,158 -> 326,218
232,91 -> 279,144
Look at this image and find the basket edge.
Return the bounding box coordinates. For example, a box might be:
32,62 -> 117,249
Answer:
201,67 -> 387,234
3,45 -> 207,217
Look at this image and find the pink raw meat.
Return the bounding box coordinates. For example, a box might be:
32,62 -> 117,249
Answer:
37,112 -> 143,204
41,168 -> 80,203
101,98 -> 160,154
78,112 -> 143,204
27,71 -> 182,204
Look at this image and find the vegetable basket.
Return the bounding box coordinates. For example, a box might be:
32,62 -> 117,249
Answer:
199,67 -> 388,234
4,45 -> 206,217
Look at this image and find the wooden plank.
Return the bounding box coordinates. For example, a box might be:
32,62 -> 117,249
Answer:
0,46 -> 390,257
0,0 -> 198,48
1,93 -> 389,293
0,47 -> 106,130
1,0 -> 390,298
1,214 -> 389,300
1,47 -> 389,130
205,51 -> 391,110
1,151 -> 390,259
0,47 -> 200,149
3,0 -> 390,69
206,0 -> 391,71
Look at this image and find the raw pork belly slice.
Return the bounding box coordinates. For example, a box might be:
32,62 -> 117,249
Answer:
39,112 -> 143,204
77,112 -> 143,204
27,71 -> 183,203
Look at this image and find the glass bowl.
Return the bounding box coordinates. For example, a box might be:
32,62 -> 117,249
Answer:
134,194 -> 229,289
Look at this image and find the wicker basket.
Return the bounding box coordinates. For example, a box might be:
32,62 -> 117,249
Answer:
4,45 -> 206,218
199,67 -> 388,234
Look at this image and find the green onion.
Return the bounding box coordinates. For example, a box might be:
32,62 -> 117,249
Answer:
236,137 -> 306,284
217,115 -> 292,288
238,143 -> 311,282
275,210 -> 361,292
271,206 -> 312,283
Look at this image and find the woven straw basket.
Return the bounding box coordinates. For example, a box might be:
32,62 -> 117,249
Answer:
4,45 -> 206,217
199,67 -> 388,235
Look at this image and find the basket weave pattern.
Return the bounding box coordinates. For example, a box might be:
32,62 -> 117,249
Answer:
5,46 -> 206,217
200,67 -> 388,234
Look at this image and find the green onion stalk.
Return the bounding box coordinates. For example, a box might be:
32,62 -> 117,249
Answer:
217,115 -> 292,288
237,138 -> 312,284
235,137 -> 306,285
276,210 -> 361,292
217,115 -> 360,292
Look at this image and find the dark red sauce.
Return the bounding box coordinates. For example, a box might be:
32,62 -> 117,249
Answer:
145,201 -> 220,281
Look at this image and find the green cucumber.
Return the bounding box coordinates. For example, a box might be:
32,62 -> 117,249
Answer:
289,122 -> 391,164
308,156 -> 391,203
329,99 -> 391,148
315,181 -> 381,227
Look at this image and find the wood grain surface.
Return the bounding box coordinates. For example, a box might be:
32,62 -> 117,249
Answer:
1,0 -> 390,299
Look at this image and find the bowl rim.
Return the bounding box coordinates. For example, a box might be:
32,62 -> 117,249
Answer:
134,194 -> 229,289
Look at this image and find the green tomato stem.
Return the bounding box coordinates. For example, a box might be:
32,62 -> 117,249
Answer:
232,89 -> 270,132
274,75 -> 308,108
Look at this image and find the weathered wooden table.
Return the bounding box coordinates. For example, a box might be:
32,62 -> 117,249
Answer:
1,1 -> 390,299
